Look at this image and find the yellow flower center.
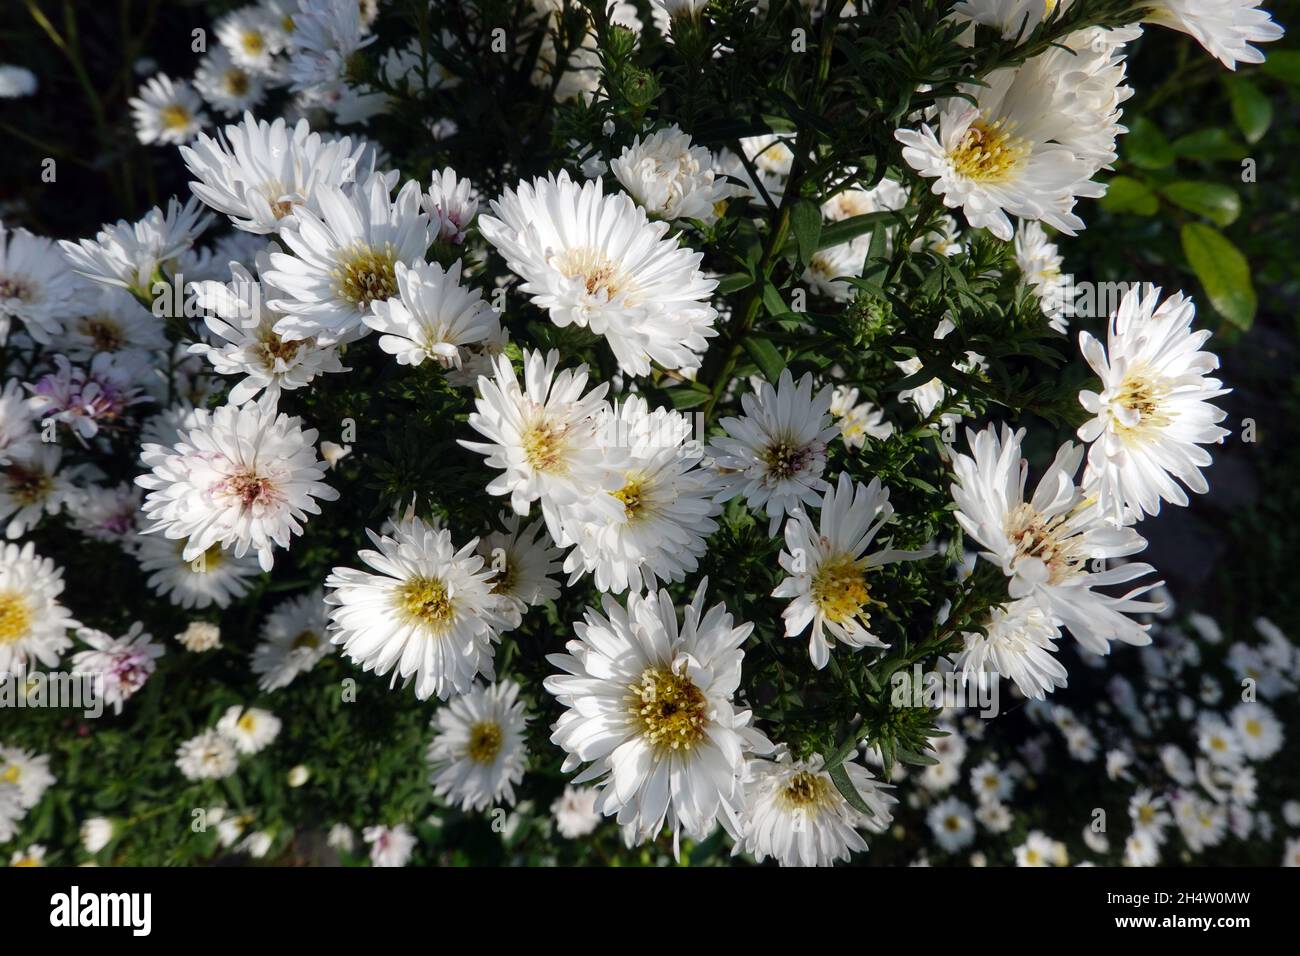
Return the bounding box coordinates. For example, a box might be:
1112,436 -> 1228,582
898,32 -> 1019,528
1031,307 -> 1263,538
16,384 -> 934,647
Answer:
241,30 -> 266,55
332,243 -> 399,310
396,576 -> 454,632
778,770 -> 835,811
520,418 -> 568,474
552,247 -> 631,301
467,721 -> 503,764
257,331 -> 302,369
224,68 -> 251,97
1113,369 -> 1173,436
0,276 -> 34,302
1,765 -> 20,784
0,592 -> 32,645
159,104 -> 192,132
613,474 -> 651,520
238,713 -> 257,732
1005,502 -> 1085,584
6,465 -> 52,506
1244,719 -> 1262,737
628,665 -> 708,755
810,556 -> 872,625
291,630 -> 320,650
78,315 -> 123,351
949,118 -> 1029,183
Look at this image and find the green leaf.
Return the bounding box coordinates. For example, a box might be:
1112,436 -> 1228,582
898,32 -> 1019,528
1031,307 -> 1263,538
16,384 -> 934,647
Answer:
760,280 -> 787,316
1261,50 -> 1300,85
742,335 -> 786,383
1160,181 -> 1241,227
827,762 -> 875,817
714,272 -> 753,295
1180,223 -> 1256,330
790,198 -> 823,266
816,210 -> 900,251
1100,175 -> 1157,216
1124,116 -> 1174,169
1171,128 -> 1246,161
1225,77 -> 1272,144
667,386 -> 711,410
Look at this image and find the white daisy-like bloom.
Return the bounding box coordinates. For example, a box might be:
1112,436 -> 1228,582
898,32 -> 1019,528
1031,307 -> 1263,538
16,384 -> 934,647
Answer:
0,446 -> 79,540
327,823 -> 356,853
611,124 -> 738,224
215,6 -> 286,75
424,167 -> 479,244
80,817 -> 115,855
1014,829 -> 1068,867
0,65 -> 37,98
1142,0 -> 1283,70
427,679 -> 529,812
460,349 -> 621,538
968,759 -> 1013,805
823,177 -> 909,223
954,597 -> 1068,700
0,745 -> 55,809
60,196 -> 211,295
1231,702 -> 1283,760
1124,829 -> 1160,866
1,223 -> 86,345
803,236 -> 867,302
134,533 -> 261,610
1129,788 -> 1172,839
175,621 -> 221,652
26,352 -> 148,441
544,581 -> 772,854
0,381 -> 38,467
928,796 -> 976,853
193,47 -> 266,117
1,788 -> 24,842
216,705 -> 282,755
741,133 -> 797,180
1174,792 -> 1228,851
189,252 -> 346,407
1014,221 -> 1072,333
325,516 -> 505,701
976,800 -> 1013,833
894,57 -> 1113,241
266,175 -> 430,344
830,386 -> 893,449
474,514 -> 562,630
70,623 -> 163,714
551,786 -> 601,838
287,0 -> 376,92
363,824 -> 416,867
709,369 -> 840,536
181,113 -> 378,236
251,588 -> 333,691
1198,713 -> 1243,767
773,472 -> 932,669
1076,286 -> 1230,525
559,395 -> 720,594
478,171 -> 719,377
129,74 -> 207,146
895,317 -> 984,425
364,259 -> 501,368
175,729 -> 240,781
136,403 -> 339,572
950,424 -> 1164,654
735,749 -> 895,867
59,286 -> 167,370
9,845 -> 46,867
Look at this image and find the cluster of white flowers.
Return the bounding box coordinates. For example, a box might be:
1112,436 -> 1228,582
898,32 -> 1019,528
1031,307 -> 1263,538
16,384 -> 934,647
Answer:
0,0 -> 1287,869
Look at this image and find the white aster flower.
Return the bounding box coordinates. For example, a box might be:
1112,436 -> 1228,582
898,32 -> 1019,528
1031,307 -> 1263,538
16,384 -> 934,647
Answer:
559,395 -> 720,594
1,223 -> 85,345
474,514 -> 562,630
327,823 -> 355,853
551,786 -> 601,838
1124,829 -> 1159,866
175,729 -> 239,781
0,446 -> 79,540
424,167 -> 479,244
286,0 -> 376,92
478,171 -> 719,376
1230,702 -> 1283,760
251,588 -> 333,691
215,6 -> 286,75
0,745 -> 56,809
266,175 -> 429,344
0,65 -> 37,98
129,74 -> 207,145
364,259 -> 500,368
461,349 -> 620,538
182,113 -> 378,235
325,516 -> 505,701
1129,788 -> 1172,840
830,386 -> 893,449
774,472 -> 932,668
9,845 -> 46,867
134,533 -> 261,610
59,286 -> 168,368
968,760 -> 1014,805
976,800 -> 1013,833
709,369 -> 839,536
1142,0 -> 1284,69
954,597 -> 1068,700
363,823 -> 416,867
175,621 -> 222,652
427,679 -> 529,812
193,47 -> 266,117
611,124 -> 738,223
950,423 -> 1163,654
189,252 -> 347,407
70,623 -> 163,714
1014,220 -> 1073,332
1014,829 -> 1068,866
0,380 -> 38,467
137,403 -> 338,571
1077,285 -> 1230,525
544,581 -> 772,854
736,749 -> 895,867
80,817 -> 115,855
928,796 -> 976,853
60,197 -> 211,295
217,705 -> 282,754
